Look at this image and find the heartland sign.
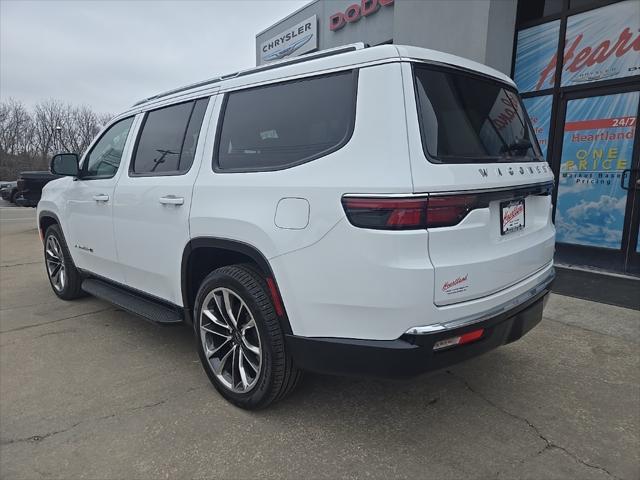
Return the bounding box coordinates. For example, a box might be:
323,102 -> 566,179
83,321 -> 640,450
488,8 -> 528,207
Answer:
515,0 -> 639,92
329,0 -> 394,31
537,26 -> 640,90
260,15 -> 318,64
558,1 -> 639,87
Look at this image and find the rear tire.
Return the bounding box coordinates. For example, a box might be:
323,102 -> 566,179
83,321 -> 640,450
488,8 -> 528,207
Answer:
194,264 -> 301,409
44,224 -> 84,300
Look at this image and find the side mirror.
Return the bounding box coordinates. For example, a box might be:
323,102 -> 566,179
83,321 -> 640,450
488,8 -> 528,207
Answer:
50,153 -> 79,177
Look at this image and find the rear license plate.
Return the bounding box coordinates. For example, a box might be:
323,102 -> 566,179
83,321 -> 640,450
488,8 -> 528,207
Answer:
501,199 -> 525,235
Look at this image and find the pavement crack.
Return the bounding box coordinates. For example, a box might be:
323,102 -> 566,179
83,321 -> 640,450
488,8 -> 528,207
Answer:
0,261 -> 41,268
446,370 -> 620,480
0,422 -> 82,446
33,328 -> 77,339
130,399 -> 167,411
0,308 -> 115,334
0,398 -> 170,447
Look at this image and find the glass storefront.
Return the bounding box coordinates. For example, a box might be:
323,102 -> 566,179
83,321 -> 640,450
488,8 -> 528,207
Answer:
556,92 -> 638,249
522,95 -> 554,159
513,0 -> 640,274
561,1 -> 640,87
514,21 -> 560,93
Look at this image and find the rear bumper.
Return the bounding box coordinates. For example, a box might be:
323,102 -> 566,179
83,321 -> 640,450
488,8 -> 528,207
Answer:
286,274 -> 552,378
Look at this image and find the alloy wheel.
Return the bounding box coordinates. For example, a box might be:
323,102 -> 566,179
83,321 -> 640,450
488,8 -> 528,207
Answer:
200,287 -> 262,393
45,235 -> 66,292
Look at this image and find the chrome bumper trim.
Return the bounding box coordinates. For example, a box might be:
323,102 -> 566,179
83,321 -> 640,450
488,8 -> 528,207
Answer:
405,267 -> 555,335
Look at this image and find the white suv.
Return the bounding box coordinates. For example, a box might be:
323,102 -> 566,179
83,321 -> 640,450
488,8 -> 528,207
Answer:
38,44 -> 555,409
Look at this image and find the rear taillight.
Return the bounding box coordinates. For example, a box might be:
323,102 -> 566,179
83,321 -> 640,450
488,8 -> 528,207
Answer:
342,194 -> 479,230
342,197 -> 428,230
426,195 -> 478,228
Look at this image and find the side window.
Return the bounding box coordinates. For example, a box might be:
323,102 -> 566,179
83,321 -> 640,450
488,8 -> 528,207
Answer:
83,117 -> 134,179
215,70 -> 357,172
131,98 -> 209,175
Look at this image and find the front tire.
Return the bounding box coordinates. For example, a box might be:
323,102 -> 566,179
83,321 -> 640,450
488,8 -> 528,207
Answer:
44,224 -> 84,300
195,265 -> 301,409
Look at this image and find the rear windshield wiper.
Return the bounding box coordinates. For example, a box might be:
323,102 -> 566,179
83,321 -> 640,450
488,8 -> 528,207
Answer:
500,138 -> 532,155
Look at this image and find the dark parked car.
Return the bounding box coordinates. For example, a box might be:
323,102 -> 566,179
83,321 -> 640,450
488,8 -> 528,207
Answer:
15,171 -> 60,207
0,181 -> 18,203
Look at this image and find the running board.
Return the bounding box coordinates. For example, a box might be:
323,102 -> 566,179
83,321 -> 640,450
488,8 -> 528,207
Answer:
82,278 -> 183,325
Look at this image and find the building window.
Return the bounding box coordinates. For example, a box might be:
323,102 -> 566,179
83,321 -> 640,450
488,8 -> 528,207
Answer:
561,0 -> 640,87
522,95 -> 554,160
513,20 -> 561,93
516,0 -> 563,25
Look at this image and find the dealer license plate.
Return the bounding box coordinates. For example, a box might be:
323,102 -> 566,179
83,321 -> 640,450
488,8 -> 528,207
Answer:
501,199 -> 525,235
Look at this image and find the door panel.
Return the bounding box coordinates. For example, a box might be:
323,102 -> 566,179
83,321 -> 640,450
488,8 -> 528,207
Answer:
64,116 -> 137,282
112,96 -> 214,305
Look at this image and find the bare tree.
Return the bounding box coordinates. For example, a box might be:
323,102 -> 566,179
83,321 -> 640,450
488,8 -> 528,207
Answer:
0,98 -> 110,180
33,99 -> 67,161
0,98 -> 34,157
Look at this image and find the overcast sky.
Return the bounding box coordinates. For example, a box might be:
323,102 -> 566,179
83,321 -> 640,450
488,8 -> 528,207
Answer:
1,0 -> 307,114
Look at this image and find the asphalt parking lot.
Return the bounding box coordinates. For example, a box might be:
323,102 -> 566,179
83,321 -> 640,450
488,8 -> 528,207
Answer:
0,201 -> 638,480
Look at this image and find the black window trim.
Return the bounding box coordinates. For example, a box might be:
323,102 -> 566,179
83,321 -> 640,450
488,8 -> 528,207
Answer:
128,97 -> 210,178
212,69 -> 359,174
79,115 -> 136,181
411,62 -> 545,165
516,0 -> 624,30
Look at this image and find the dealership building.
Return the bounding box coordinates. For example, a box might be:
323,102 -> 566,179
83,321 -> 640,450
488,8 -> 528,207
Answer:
257,0 -> 640,282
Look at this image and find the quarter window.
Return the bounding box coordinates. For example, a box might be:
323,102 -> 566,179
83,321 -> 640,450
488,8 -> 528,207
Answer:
131,98 -> 209,175
215,70 -> 357,172
83,117 -> 134,178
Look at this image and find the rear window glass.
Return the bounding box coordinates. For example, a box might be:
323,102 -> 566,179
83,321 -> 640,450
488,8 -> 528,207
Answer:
414,65 -> 541,163
132,98 -> 208,175
215,70 -> 356,172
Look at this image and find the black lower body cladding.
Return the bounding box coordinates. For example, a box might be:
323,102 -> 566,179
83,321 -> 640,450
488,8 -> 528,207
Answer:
286,286 -> 551,378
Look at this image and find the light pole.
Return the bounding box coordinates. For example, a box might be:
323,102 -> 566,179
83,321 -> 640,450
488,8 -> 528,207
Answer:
54,125 -> 62,153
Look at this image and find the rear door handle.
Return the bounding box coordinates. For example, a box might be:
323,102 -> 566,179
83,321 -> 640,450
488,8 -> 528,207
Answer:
92,194 -> 109,202
159,195 -> 184,205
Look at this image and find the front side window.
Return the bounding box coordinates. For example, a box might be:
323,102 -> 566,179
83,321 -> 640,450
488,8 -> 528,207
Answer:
131,98 -> 209,175
215,70 -> 357,172
414,65 -> 542,163
83,117 -> 134,178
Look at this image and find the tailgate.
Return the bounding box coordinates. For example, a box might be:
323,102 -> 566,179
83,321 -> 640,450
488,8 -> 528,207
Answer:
428,182 -> 555,306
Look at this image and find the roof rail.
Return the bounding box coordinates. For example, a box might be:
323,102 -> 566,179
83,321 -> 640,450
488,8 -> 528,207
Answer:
132,42 -> 367,107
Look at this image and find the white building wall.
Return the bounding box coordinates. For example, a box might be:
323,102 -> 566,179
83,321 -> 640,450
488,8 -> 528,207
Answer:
393,0 -> 517,74
256,0 -> 518,74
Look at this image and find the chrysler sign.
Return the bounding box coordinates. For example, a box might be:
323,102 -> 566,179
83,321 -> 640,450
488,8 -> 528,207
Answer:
260,15 -> 318,64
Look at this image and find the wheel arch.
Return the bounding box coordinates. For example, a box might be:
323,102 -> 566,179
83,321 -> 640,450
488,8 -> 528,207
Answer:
38,211 -> 63,241
181,237 -> 293,334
